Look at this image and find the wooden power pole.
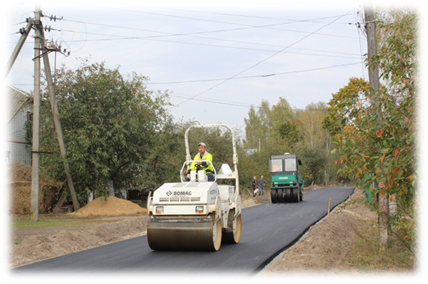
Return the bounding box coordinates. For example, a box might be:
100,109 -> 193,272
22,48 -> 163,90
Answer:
364,6 -> 389,248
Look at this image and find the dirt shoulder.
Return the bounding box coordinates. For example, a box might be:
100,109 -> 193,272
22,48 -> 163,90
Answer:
9,196 -> 150,268
261,186 -> 372,274
9,184 -> 364,272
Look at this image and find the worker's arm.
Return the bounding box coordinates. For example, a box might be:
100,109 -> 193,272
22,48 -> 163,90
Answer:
184,154 -> 199,175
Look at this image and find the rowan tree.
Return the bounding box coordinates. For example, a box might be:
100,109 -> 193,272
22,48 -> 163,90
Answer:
331,9 -> 417,253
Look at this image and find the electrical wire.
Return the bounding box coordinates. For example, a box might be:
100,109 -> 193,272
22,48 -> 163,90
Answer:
73,3 -> 358,40
151,6 -> 353,25
8,21 -> 27,28
149,88 -> 329,110
354,7 -> 367,80
57,19 -> 360,52
175,9 -> 355,106
147,62 -> 362,85
47,33 -> 360,60
43,19 -> 360,59
166,92 -> 253,108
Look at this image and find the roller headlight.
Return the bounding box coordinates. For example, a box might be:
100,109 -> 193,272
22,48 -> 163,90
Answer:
156,206 -> 164,214
195,206 -> 204,214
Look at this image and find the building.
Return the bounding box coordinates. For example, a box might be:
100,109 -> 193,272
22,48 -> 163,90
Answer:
5,86 -> 33,165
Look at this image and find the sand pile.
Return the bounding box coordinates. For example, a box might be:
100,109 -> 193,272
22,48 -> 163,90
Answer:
69,196 -> 147,217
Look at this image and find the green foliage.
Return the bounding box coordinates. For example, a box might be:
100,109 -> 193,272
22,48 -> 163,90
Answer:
276,120 -> 302,146
186,125 -> 235,168
299,147 -> 327,185
143,119 -> 186,190
243,105 -> 265,149
322,77 -> 371,137
39,60 -> 173,200
270,97 -> 294,140
236,148 -> 264,189
329,9 -> 417,252
241,97 -> 335,187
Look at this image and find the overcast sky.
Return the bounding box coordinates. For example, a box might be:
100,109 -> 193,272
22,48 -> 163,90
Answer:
4,0 -> 413,136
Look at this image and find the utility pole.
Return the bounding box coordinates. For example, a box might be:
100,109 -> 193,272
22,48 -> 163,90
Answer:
4,20 -> 33,79
364,6 -> 388,248
38,28 -> 80,211
31,6 -> 42,221
5,6 -> 81,218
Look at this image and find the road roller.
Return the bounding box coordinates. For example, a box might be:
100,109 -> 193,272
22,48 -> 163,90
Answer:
147,124 -> 242,251
270,153 -> 304,203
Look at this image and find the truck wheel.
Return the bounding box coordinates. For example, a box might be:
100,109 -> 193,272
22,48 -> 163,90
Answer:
292,187 -> 300,203
271,189 -> 277,203
285,188 -> 292,203
277,188 -> 284,203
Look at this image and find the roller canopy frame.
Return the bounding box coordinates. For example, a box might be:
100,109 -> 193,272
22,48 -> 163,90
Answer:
184,124 -> 239,195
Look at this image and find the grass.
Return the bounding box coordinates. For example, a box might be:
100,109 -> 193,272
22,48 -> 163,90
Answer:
2,238 -> 22,246
349,220 -> 415,272
10,214 -> 121,231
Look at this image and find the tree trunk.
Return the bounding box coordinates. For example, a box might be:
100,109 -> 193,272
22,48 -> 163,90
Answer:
52,190 -> 66,214
87,188 -> 94,203
379,191 -> 389,248
107,180 -> 115,196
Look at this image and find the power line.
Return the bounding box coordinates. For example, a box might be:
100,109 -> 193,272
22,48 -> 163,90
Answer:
175,9 -> 355,106
38,18 -> 360,59
10,8 -> 358,58
8,21 -> 28,28
153,89 -> 329,110
151,6 -> 353,25
56,20 -> 360,53
166,92 -> 252,108
147,62 -> 362,85
73,3 -> 362,39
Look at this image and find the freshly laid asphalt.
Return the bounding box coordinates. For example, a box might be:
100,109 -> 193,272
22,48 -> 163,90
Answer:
13,186 -> 354,275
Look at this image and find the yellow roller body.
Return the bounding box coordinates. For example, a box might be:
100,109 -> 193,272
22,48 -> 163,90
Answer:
147,215 -> 222,251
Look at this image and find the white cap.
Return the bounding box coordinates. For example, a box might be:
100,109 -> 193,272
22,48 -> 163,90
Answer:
198,142 -> 206,147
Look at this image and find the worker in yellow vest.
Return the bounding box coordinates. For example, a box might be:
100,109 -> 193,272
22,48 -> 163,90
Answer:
184,142 -> 215,181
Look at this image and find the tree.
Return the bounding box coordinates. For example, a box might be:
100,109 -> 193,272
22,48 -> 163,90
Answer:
243,106 -> 264,149
298,102 -> 328,150
258,99 -> 272,138
299,147 -> 326,185
332,8 -> 416,253
277,120 -> 302,146
270,97 -> 294,140
297,102 -> 331,185
143,118 -> 186,190
39,60 -> 172,202
322,78 -> 371,138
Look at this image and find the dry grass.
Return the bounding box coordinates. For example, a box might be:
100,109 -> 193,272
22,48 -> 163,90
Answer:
348,217 -> 415,272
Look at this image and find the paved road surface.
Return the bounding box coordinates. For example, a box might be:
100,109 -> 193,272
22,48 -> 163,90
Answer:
14,187 -> 354,275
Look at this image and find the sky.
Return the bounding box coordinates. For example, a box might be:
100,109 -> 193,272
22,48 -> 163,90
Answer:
3,0 -> 379,136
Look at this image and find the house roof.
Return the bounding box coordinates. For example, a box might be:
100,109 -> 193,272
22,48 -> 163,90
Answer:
6,86 -> 32,123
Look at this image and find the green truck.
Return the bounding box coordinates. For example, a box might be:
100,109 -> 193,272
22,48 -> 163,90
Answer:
269,153 -> 304,203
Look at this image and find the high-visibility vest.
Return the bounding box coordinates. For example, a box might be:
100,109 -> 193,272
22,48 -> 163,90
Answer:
190,152 -> 214,174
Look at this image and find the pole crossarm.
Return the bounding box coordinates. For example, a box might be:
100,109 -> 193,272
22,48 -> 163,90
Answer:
4,19 -> 34,79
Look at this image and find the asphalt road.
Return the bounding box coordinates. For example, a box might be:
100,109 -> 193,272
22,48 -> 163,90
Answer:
13,186 -> 354,275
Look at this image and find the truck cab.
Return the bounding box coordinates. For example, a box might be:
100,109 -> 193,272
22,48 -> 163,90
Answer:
269,153 -> 304,203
